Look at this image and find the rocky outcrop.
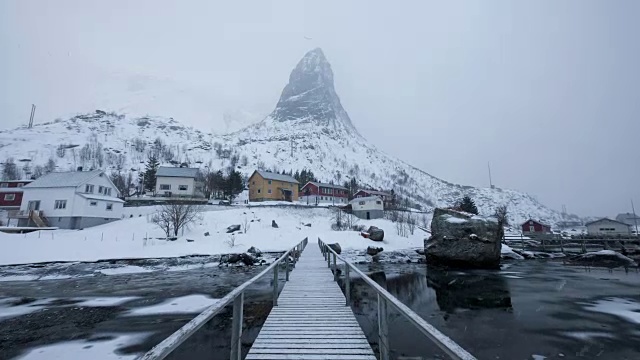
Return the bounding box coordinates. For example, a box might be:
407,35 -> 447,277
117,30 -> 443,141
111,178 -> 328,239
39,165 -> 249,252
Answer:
425,208 -> 502,269
366,226 -> 385,242
366,246 -> 384,256
328,243 -> 342,254
226,225 -> 240,233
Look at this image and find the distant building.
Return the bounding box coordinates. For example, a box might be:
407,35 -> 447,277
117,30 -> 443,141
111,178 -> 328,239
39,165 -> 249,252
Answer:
521,219 -> 552,235
0,180 -> 32,209
155,167 -> 201,197
248,170 -> 299,202
299,182 -> 348,205
586,218 -> 631,237
615,213 -> 640,228
354,189 -> 394,209
350,196 -> 384,220
17,170 -> 123,229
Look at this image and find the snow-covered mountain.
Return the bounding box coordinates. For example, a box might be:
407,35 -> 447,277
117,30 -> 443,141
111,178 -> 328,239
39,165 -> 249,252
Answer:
0,48 -> 574,226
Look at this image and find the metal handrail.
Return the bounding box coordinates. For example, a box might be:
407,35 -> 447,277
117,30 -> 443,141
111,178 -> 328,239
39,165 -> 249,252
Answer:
318,238 -> 476,360
139,237 -> 308,360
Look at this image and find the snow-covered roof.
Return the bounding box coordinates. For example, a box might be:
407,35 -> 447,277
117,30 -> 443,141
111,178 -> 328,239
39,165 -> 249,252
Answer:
585,218 -> 630,227
358,189 -> 391,196
254,170 -> 299,184
156,167 -> 199,178
521,219 -> 551,227
616,213 -> 640,222
24,170 -> 104,189
350,196 -> 381,203
303,181 -> 347,190
79,194 -> 125,203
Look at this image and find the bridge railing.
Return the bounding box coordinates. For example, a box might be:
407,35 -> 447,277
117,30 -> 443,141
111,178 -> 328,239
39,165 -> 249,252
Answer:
318,238 -> 476,360
504,235 -> 640,254
139,237 -> 308,360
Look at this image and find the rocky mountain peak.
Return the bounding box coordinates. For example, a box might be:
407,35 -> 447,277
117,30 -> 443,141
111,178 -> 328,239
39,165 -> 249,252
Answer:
269,48 -> 357,134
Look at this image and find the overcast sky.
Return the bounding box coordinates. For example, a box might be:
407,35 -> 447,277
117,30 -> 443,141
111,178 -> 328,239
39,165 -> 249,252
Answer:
1,0 -> 639,217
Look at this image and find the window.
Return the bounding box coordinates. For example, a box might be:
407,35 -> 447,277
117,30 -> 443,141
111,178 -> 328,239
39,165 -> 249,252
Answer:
359,201 -> 365,205
98,186 -> 104,194
160,184 -> 171,190
54,200 -> 67,209
106,203 -> 113,211
268,180 -> 272,184
17,183 -> 24,187
4,194 -> 15,201
530,225 -> 535,232
90,201 -> 98,206
268,189 -> 272,194
376,201 -> 382,205
106,188 -> 112,196
0,183 -> 7,188
252,181 -> 255,185
258,189 -> 261,194
85,184 -> 94,193
179,185 -> 188,191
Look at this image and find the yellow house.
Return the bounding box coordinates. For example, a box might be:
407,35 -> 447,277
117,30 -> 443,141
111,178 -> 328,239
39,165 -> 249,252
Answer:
248,170 -> 299,202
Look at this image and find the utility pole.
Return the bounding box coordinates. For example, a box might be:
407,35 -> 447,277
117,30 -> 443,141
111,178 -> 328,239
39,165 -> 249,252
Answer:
28,104 -> 36,128
632,199 -> 639,236
487,162 -> 493,188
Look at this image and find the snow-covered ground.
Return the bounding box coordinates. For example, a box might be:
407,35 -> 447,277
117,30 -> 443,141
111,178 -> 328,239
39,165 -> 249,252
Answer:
0,206 -> 426,266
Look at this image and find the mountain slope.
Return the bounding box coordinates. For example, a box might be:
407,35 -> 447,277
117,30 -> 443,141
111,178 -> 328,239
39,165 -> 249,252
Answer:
0,48 -> 571,226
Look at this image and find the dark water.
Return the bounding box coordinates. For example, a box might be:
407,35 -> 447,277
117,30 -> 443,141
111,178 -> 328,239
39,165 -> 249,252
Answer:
348,261 -> 640,360
1,260 -> 640,360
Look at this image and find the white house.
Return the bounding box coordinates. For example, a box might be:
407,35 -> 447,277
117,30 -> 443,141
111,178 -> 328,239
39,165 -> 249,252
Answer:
155,167 -> 200,197
585,218 -> 631,237
349,196 -> 384,220
18,170 -> 124,229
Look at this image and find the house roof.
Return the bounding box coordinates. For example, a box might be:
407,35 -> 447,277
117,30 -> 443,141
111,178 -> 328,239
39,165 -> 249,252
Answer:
350,196 -> 382,203
616,213 -> 640,221
358,189 -> 391,196
24,170 -> 104,188
0,188 -> 24,193
0,180 -> 32,184
253,170 -> 299,184
79,193 -> 125,203
156,167 -> 199,178
303,181 -> 347,190
521,219 -> 551,227
585,218 -> 630,227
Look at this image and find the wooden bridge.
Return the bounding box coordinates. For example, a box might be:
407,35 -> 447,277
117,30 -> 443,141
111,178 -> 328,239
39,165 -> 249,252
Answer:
140,238 -> 475,360
245,242 -> 375,360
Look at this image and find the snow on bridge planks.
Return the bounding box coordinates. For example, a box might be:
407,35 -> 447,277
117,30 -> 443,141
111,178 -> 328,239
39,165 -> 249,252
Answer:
246,244 -> 376,360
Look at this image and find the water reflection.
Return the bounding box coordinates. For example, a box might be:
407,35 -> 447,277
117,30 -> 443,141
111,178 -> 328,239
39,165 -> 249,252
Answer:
426,266 -> 512,314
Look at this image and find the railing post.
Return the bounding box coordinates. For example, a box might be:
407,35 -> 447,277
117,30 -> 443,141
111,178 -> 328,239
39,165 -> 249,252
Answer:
285,255 -> 290,281
378,293 -> 390,360
521,234 -> 525,251
560,238 -> 564,254
273,265 -> 279,306
582,239 -> 587,253
230,292 -> 243,360
345,265 -> 350,306
327,249 -> 331,267
333,253 -> 337,281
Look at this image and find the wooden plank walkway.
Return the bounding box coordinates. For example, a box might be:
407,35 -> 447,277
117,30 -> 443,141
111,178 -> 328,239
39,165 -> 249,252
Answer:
246,244 -> 376,360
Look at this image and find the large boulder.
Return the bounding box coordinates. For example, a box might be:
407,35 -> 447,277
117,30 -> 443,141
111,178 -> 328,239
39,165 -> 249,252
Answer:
272,220 -> 279,228
366,246 -> 384,256
367,226 -> 385,242
425,208 -> 502,269
327,243 -> 342,254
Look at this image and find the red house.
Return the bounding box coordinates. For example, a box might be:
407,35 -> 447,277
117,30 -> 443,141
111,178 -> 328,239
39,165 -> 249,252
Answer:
299,182 -> 349,205
354,189 -> 395,209
521,219 -> 552,235
0,180 -> 32,209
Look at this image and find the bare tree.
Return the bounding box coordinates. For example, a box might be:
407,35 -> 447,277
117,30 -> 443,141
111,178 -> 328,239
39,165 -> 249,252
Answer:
44,158 -> 56,173
1,158 -> 19,180
241,155 -> 248,167
225,234 -> 237,248
407,212 -> 416,235
32,165 -> 45,179
421,213 -> 429,229
242,216 -> 250,233
331,206 -> 344,231
152,204 -> 203,237
494,205 -> 508,240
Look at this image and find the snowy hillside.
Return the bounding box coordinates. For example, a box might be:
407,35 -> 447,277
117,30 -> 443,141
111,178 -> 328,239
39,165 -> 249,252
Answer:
0,48 -> 573,226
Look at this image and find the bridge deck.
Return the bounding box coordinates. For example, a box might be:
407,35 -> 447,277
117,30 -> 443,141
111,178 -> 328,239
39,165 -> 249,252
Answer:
246,244 -> 375,360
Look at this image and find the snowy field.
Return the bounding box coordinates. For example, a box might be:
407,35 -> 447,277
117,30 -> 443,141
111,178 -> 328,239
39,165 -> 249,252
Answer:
0,206 -> 427,266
